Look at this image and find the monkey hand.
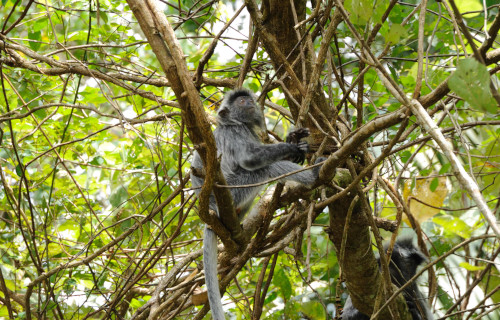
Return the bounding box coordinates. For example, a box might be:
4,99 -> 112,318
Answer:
286,127 -> 310,144
287,141 -> 308,164
285,128 -> 310,164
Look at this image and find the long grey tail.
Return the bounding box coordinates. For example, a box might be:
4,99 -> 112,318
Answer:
204,226 -> 225,319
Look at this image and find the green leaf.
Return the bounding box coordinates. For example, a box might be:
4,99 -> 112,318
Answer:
28,31 -> 42,51
98,271 -> 109,287
345,0 -> 373,26
299,299 -> 326,318
439,163 -> 451,175
90,156 -> 106,166
79,87 -> 109,105
109,186 -> 128,208
283,299 -> 302,319
15,164 -> 23,177
430,177 -> 439,192
459,262 -> 485,271
373,0 -> 390,24
0,306 -> 10,317
63,278 -> 77,295
454,0 -> 483,18
99,11 -> 109,23
130,296 -> 150,309
385,24 -> 406,44
437,285 -> 455,310
264,291 -> 278,305
33,17 -> 48,32
433,215 -> 472,238
448,58 -> 497,113
273,268 -> 292,301
400,150 -> 412,163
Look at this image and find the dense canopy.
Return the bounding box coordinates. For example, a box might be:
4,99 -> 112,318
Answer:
0,0 -> 499,319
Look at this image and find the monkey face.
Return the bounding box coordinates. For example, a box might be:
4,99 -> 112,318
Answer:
233,95 -> 255,109
218,89 -> 265,130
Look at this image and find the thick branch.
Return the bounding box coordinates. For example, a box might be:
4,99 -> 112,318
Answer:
126,0 -> 241,251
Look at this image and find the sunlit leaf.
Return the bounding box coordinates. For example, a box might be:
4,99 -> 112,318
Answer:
433,215 -> 472,238
459,262 -> 485,271
453,0 -> 483,18
403,176 -> 448,222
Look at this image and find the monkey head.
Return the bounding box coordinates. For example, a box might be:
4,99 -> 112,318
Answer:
218,88 -> 266,131
385,238 -> 427,287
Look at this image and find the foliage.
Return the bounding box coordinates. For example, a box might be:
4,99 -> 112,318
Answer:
0,0 -> 499,319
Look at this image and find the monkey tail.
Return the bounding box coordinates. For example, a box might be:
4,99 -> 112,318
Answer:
204,226 -> 225,319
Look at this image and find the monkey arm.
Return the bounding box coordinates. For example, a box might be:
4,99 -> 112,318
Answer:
239,143 -> 304,171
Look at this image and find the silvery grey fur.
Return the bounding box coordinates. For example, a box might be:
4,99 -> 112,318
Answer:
191,88 -> 322,319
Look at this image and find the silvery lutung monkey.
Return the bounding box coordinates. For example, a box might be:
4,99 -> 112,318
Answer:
342,238 -> 433,320
191,88 -> 324,319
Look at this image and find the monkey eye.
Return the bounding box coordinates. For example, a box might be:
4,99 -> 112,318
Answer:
238,97 -> 253,108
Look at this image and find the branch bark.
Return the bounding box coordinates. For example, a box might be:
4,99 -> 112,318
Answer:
126,0 -> 243,254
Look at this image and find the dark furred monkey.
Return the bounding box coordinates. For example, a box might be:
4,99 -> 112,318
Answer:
342,238 -> 434,320
191,88 -> 323,319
